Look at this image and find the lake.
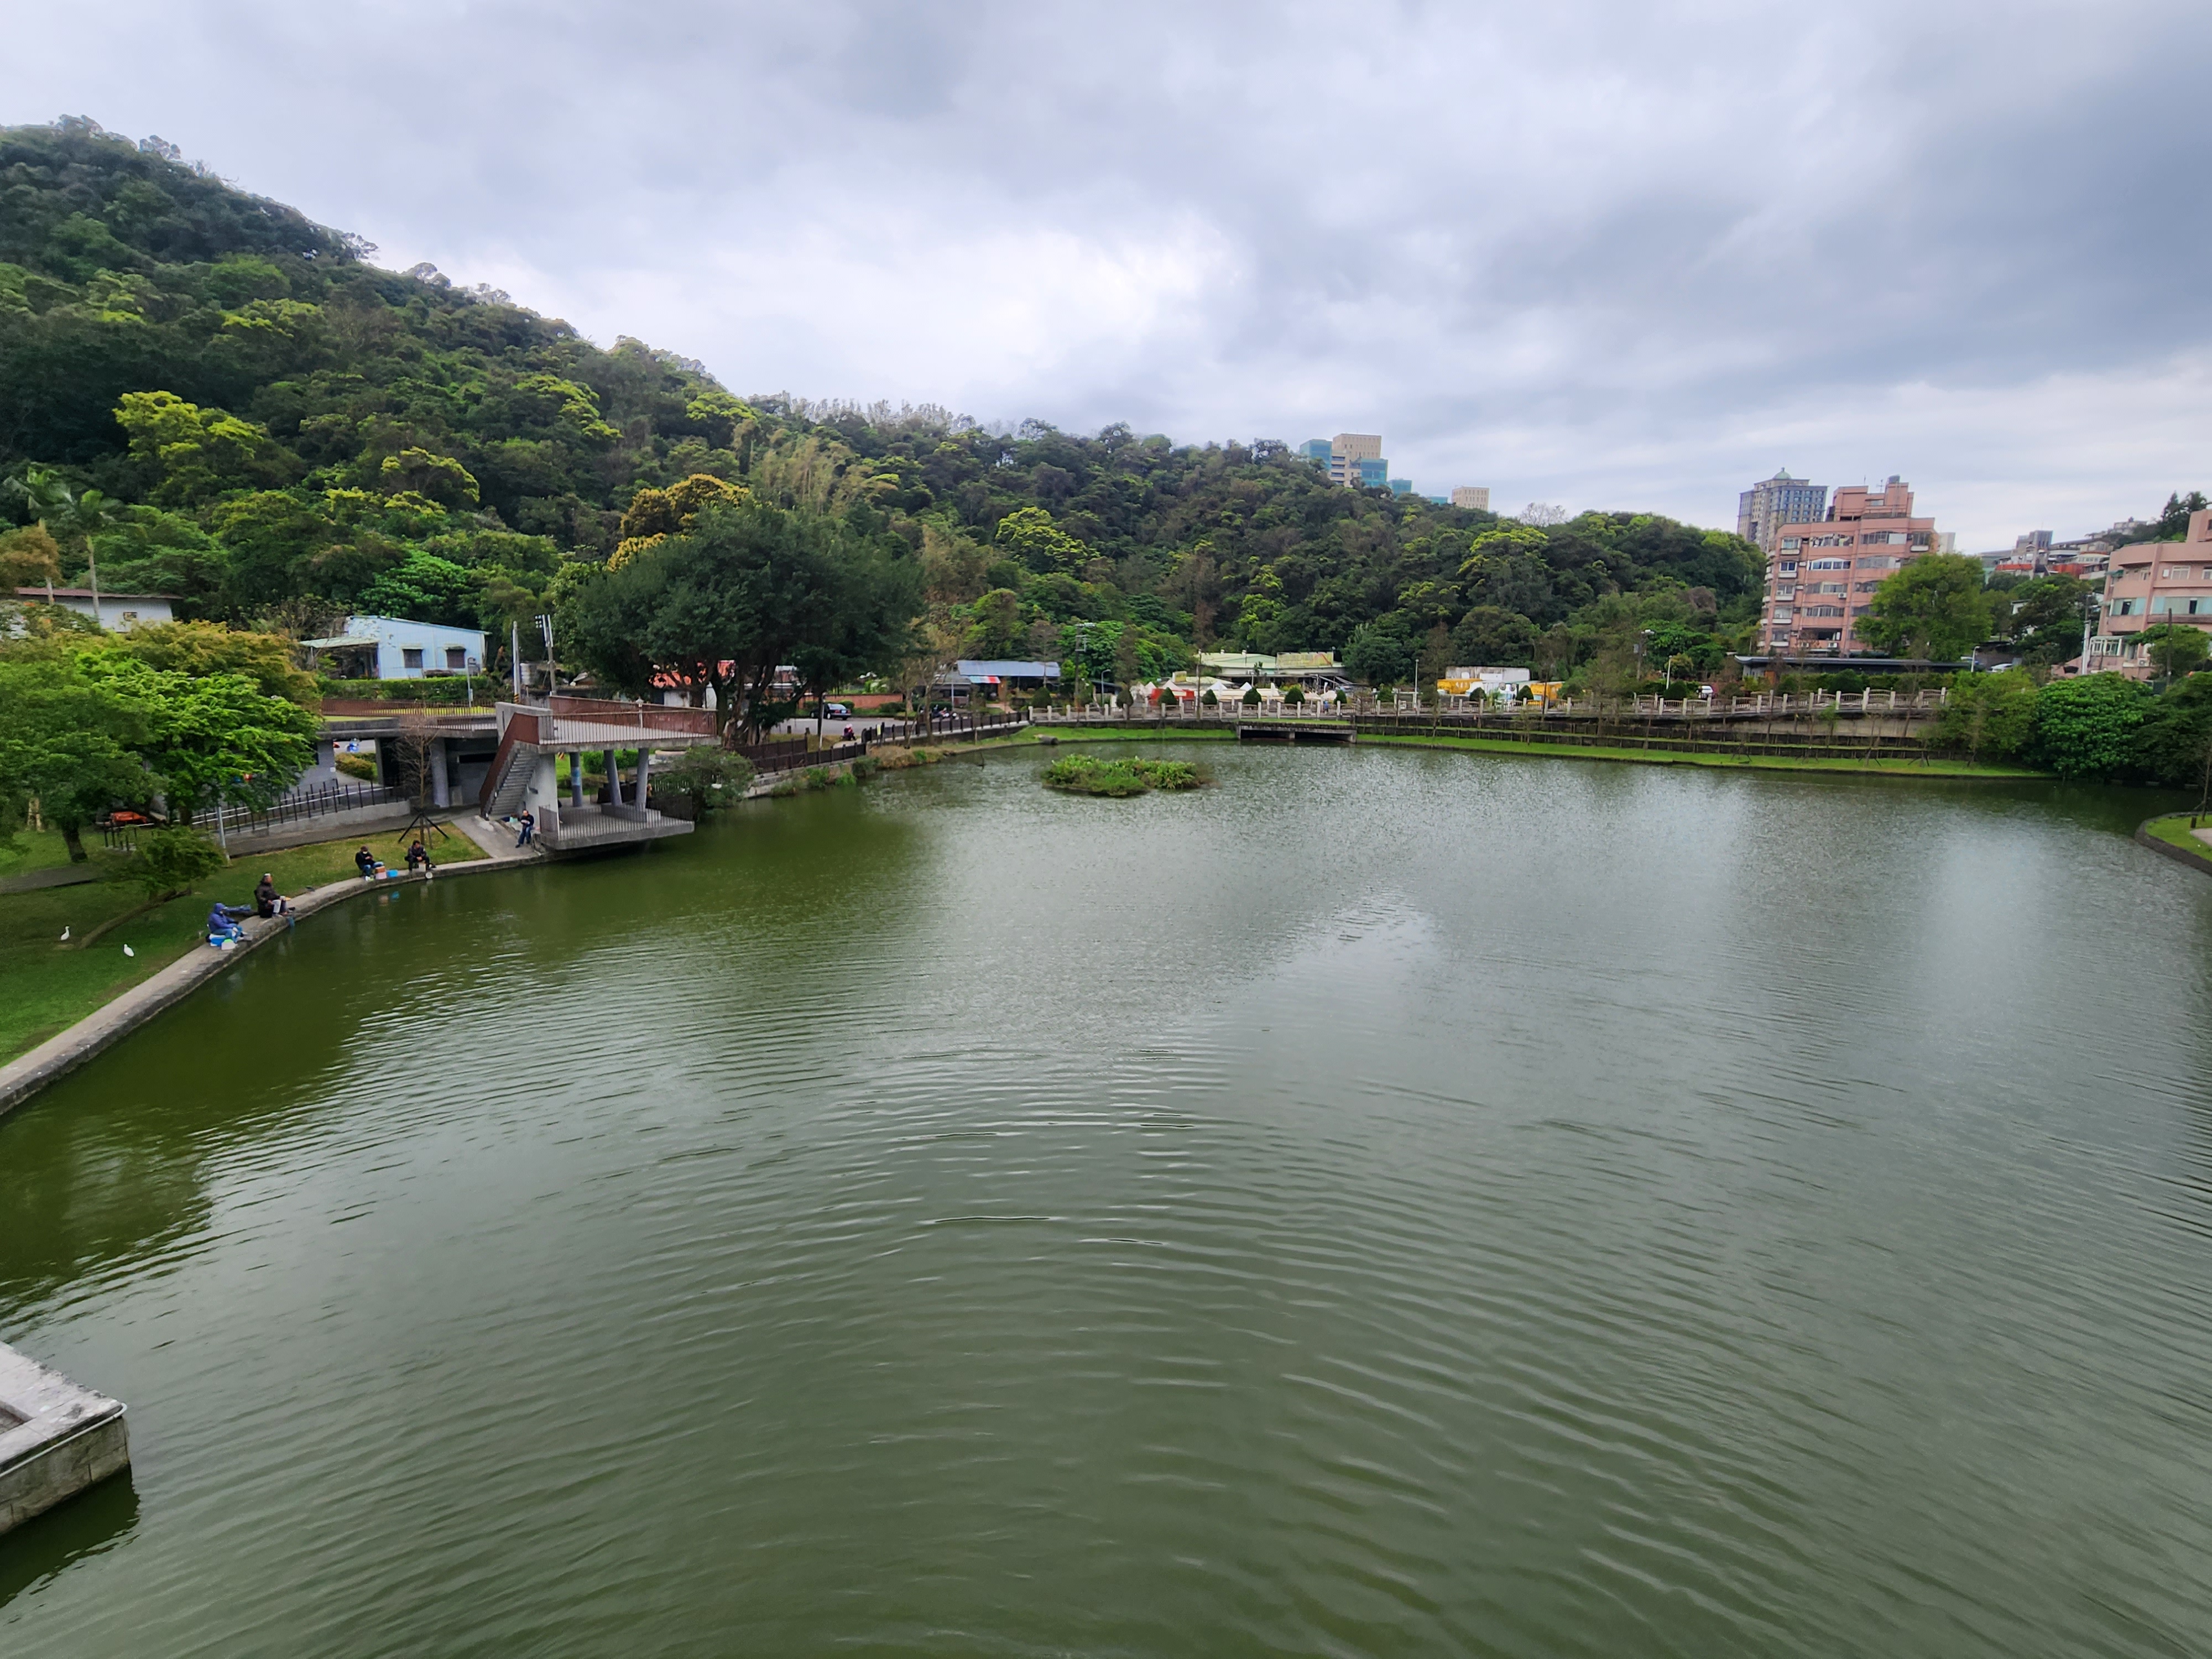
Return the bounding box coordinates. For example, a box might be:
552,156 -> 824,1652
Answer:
4,740 -> 2211,1657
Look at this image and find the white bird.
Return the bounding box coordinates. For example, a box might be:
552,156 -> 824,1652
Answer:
58,926 -> 69,941
122,944 -> 134,957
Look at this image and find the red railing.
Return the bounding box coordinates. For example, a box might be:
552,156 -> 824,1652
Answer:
478,711 -> 542,812
547,695 -> 717,736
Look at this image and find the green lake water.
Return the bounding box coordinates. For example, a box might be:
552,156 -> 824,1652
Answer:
4,742 -> 2212,1656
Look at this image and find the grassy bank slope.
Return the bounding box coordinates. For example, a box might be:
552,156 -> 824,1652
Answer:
0,829 -> 487,1063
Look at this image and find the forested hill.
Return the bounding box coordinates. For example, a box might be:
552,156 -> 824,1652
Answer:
0,116 -> 1767,686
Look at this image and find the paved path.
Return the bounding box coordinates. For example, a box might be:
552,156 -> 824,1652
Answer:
0,864 -> 101,895
452,813 -> 547,864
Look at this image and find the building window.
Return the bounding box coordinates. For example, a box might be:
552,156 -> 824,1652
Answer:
1778,561 -> 1797,575
402,648 -> 424,670
446,646 -> 467,669
1780,539 -> 1800,551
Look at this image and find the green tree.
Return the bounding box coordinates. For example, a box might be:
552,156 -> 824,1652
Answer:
113,390 -> 289,504
2030,673 -> 2150,779
2131,674 -> 2212,790
81,656 -> 315,822
791,541 -> 921,732
0,648 -> 149,859
962,589 -> 1024,658
1448,605 -> 1537,669
1343,618 -> 1415,688
995,507 -> 1089,575
1932,670 -> 2039,760
2134,623 -> 2210,682
358,550 -> 479,627
2147,491 -> 2209,541
112,825 -> 226,901
105,620 -> 319,706
568,502 -> 849,736
1854,555 -> 1991,661
378,448 -> 480,510
1995,575 -> 2092,667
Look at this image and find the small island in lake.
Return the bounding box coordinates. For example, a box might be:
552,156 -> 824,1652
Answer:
1041,755 -> 1207,797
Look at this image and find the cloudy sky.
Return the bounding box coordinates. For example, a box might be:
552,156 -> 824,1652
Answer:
14,0 -> 2210,546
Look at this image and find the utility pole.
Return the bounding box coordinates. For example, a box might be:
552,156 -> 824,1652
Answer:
537,614 -> 556,696
511,619 -> 521,698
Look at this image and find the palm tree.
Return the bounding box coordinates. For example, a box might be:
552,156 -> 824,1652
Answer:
4,467 -> 124,613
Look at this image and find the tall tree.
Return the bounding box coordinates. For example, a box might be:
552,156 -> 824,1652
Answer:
1854,555 -> 1992,661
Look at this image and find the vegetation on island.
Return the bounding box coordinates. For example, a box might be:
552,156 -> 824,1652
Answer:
1041,754 -> 1204,796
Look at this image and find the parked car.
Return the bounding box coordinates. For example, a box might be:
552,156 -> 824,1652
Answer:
823,701 -> 851,718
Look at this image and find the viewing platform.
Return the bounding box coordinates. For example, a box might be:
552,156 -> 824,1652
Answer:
478,696 -> 724,854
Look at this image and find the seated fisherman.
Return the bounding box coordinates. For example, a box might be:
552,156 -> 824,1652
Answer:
354,846 -> 382,880
206,901 -> 252,942
253,874 -> 291,919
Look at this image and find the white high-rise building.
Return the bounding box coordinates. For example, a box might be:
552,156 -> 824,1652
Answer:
1450,487 -> 1490,511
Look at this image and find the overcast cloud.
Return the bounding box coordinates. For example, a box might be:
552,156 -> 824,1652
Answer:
13,0 -> 2210,546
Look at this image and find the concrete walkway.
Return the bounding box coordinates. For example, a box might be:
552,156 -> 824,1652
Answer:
0,853 -> 517,1120
452,813 -> 548,864
0,864 -> 102,895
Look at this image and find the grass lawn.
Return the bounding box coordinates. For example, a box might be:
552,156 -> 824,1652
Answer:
1356,731 -> 2043,778
0,826 -> 488,1066
964,725 -> 1236,751
952,724 -> 2034,777
0,828 -> 84,883
2144,813 -> 2212,866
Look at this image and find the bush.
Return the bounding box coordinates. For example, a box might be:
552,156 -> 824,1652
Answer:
1932,670 -> 2039,759
2032,674 -> 2151,779
318,677 -> 483,705
2132,674 -> 2212,789
1284,684 -> 1305,705
654,747 -> 756,816
1241,686 -> 1261,707
107,825 -> 225,900
1201,688 -> 1218,707
333,750 -> 377,780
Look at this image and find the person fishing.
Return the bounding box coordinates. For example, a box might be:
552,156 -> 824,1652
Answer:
206,900 -> 252,943
254,873 -> 291,919
355,846 -> 382,880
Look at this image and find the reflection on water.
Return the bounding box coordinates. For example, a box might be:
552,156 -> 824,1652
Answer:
3,745 -> 2211,1658
0,1475 -> 139,1611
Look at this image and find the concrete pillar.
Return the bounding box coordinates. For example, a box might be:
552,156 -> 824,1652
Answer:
637,747 -> 653,808
529,753 -> 557,810
569,752 -> 585,806
605,749 -> 622,807
314,737 -> 336,779
430,737 -> 450,807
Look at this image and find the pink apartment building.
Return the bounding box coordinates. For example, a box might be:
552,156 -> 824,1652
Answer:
2088,508 -> 2212,677
1760,477 -> 1939,655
